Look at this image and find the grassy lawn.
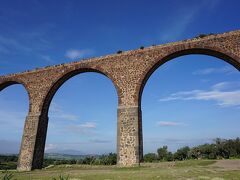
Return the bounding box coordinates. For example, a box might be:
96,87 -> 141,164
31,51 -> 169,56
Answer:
1,160 -> 240,180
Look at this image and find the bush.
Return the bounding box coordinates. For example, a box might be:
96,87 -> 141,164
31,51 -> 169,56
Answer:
166,152 -> 174,161
117,50 -> 123,54
195,33 -> 215,39
144,153 -> 158,162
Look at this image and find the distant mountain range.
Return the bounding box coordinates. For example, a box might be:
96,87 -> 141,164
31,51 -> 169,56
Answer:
46,149 -> 85,156
0,149 -> 113,160
0,152 -> 100,160
44,149 -> 101,159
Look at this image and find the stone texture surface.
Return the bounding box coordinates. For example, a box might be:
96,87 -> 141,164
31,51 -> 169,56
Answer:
0,30 -> 240,171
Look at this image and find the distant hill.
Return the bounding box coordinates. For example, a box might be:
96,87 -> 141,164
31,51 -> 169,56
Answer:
44,153 -> 100,160
46,149 -> 85,155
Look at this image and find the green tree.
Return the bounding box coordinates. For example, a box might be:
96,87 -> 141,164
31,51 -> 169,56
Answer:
166,152 -> 174,161
157,146 -> 168,161
188,147 -> 201,159
174,146 -> 190,160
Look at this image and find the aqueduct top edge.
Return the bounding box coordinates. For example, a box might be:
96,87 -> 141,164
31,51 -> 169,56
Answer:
1,29 -> 240,79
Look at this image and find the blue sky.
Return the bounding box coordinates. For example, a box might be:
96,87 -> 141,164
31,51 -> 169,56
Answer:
0,0 -> 240,155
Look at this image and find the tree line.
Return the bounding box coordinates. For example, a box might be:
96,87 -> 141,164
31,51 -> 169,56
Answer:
0,155 -> 18,170
144,137 -> 240,162
43,153 -> 117,167
1,137 -> 240,169
0,153 -> 117,170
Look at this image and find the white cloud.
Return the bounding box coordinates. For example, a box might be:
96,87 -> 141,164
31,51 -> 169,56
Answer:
49,102 -> 79,121
66,122 -> 97,134
159,82 -> 240,107
45,143 -> 58,151
193,66 -> 236,75
212,82 -> 240,91
65,49 -> 93,59
78,122 -> 96,129
157,121 -> 186,127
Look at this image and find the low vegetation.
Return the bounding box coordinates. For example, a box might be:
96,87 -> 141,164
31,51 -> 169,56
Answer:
0,138 -> 240,179
0,156 -> 17,170
1,159 -> 240,179
43,153 -> 117,167
195,33 -> 215,39
144,137 -> 240,162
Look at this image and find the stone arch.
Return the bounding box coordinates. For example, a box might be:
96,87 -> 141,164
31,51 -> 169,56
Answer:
41,67 -> 120,116
136,46 -> 240,163
138,46 -> 240,106
17,67 -> 120,170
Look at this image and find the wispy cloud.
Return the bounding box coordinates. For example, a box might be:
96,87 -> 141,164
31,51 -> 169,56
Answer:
40,55 -> 55,63
89,139 -> 111,144
77,122 -> 96,129
0,23 -> 55,66
0,27 -> 53,56
160,11 -> 196,42
212,82 -> 240,91
66,122 -> 97,134
65,49 -> 94,60
157,121 -> 186,127
0,109 -> 25,129
159,0 -> 222,42
49,103 -> 79,121
193,66 -> 236,75
45,143 -> 58,151
159,82 -> 240,107
0,35 -> 32,54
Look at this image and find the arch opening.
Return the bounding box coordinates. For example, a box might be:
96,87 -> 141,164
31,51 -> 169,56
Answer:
139,48 -> 240,106
41,69 -> 119,116
0,83 -> 29,169
43,71 -> 118,165
141,53 -> 240,160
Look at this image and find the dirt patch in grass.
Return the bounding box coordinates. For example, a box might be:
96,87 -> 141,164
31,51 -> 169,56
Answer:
210,159 -> 240,171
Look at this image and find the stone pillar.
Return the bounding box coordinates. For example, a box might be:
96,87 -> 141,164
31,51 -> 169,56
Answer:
17,113 -> 48,171
117,106 -> 142,166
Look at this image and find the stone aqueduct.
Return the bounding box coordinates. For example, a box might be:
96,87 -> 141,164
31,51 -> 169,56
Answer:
0,30 -> 240,171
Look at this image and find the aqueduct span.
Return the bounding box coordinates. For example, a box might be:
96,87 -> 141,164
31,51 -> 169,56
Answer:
0,30 -> 240,171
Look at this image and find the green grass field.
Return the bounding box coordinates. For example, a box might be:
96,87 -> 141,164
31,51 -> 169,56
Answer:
1,159 -> 240,180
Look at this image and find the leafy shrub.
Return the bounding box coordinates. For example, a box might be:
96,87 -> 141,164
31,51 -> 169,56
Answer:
143,153 -> 158,162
